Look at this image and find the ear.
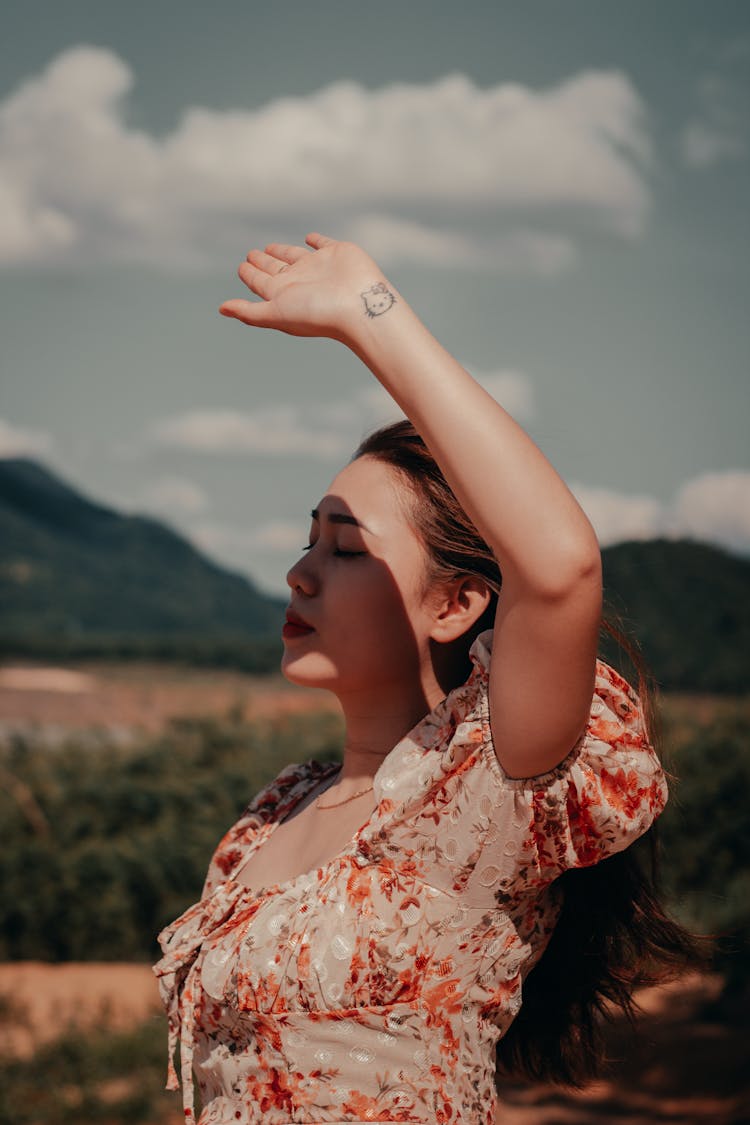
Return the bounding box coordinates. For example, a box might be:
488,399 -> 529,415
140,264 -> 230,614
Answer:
428,574 -> 493,644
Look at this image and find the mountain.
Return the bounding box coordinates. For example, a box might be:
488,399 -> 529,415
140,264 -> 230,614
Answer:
600,538 -> 749,693
0,457 -> 286,664
1,458 -> 748,689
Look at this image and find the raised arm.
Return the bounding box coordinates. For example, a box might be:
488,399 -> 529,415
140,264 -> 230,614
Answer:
220,234 -> 602,778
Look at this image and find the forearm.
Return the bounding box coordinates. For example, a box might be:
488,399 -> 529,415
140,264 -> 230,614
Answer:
346,290 -> 601,600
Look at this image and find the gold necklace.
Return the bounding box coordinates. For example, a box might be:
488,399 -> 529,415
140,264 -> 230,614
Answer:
315,782 -> 375,810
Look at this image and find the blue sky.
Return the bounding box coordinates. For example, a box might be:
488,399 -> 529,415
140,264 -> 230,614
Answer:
1,1 -> 748,595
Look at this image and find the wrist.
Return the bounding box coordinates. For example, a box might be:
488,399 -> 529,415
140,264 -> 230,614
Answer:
339,277 -> 412,355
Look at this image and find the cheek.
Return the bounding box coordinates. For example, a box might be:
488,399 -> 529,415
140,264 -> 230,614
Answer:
321,565 -> 421,654
348,559 -> 423,617
351,575 -> 429,652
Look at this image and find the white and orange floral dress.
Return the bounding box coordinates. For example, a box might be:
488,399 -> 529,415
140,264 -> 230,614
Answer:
153,630 -> 668,1124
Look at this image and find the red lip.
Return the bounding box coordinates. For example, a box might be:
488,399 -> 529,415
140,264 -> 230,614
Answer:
282,608 -> 315,639
285,608 -> 313,629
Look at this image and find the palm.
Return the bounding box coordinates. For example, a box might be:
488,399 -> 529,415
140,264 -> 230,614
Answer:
219,234 -> 383,343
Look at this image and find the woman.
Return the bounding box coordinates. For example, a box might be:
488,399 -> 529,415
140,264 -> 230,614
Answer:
153,235 -> 697,1124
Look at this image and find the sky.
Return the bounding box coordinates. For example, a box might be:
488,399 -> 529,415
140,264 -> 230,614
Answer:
1,0 -> 748,596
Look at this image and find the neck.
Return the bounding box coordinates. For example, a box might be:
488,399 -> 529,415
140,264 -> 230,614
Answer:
333,666 -> 453,787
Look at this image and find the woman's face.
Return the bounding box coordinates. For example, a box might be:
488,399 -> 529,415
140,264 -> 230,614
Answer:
281,455 -> 436,696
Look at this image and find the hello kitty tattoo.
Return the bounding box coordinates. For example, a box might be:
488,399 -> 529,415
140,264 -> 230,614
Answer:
360,282 -> 396,318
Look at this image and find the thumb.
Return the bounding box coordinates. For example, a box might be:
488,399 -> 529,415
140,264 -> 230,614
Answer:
218,299 -> 275,327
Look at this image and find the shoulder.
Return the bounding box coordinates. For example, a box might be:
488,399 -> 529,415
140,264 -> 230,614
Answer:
470,627 -> 668,829
470,628 -> 654,773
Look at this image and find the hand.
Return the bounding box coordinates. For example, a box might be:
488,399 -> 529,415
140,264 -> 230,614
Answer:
219,233 -> 393,345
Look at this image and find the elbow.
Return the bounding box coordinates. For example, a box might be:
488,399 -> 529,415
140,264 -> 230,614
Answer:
529,535 -> 602,604
558,538 -> 602,602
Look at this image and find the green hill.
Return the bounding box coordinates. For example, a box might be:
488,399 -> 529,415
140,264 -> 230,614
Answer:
600,538 -> 749,693
0,457 -> 748,689
0,457 -> 285,666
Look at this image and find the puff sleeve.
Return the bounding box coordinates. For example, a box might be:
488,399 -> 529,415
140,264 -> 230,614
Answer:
364,631 -> 668,908
472,646 -> 669,894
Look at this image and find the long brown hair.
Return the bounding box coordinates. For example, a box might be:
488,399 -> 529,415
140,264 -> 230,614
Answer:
354,419 -> 709,1087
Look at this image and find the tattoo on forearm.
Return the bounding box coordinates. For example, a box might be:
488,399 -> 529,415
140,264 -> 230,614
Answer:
360,283 -> 396,318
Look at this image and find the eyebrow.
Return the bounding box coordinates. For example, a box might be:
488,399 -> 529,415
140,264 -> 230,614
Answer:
310,507 -> 374,532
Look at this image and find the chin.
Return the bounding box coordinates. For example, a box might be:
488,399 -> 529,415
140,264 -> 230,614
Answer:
281,649 -> 340,690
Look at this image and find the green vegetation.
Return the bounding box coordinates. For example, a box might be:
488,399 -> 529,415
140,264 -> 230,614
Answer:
0,699 -> 747,997
658,696 -> 750,995
0,709 -> 344,961
0,630 -> 284,672
0,1012 -> 179,1125
601,539 -> 750,693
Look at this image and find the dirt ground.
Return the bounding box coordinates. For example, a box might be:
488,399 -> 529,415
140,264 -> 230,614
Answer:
496,973 -> 749,1124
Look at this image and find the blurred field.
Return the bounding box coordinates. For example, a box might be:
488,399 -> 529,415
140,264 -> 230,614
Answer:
0,961 -> 162,1059
0,660 -> 340,746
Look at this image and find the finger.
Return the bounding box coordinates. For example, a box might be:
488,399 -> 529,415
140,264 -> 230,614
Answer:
218,298 -> 276,327
263,242 -> 309,265
305,232 -> 336,250
246,248 -> 290,276
237,261 -> 274,300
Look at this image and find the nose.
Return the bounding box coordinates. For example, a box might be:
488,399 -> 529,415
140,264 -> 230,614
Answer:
286,551 -> 317,596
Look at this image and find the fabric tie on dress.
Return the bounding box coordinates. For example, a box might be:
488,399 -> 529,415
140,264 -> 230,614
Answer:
154,882 -> 259,1117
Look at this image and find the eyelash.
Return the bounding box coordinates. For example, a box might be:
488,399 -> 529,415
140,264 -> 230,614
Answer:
302,544 -> 365,558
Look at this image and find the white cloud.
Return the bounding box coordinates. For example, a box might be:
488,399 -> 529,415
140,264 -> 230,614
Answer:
188,520 -> 258,561
346,214 -> 577,275
571,483 -> 664,546
133,475 -> 209,517
669,471 -> 750,551
147,369 -> 535,461
0,417 -> 54,457
249,520 -> 309,552
189,517 -> 306,558
0,46 -> 652,269
681,73 -> 747,168
148,406 -> 353,459
573,470 -> 750,555
682,121 -> 746,168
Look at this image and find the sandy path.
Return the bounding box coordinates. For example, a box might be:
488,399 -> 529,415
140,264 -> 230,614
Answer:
0,961 -> 163,1058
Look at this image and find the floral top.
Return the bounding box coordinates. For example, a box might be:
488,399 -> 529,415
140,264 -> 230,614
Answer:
153,630 -> 668,1124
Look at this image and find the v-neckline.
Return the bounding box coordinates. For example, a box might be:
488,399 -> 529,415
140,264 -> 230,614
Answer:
227,761 -> 376,899
223,662 -> 480,901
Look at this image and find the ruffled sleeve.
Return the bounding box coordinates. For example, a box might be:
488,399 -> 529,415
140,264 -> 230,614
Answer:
463,632 -> 669,896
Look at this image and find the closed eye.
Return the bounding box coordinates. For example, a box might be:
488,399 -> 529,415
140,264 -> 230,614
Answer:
301,544 -> 366,558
